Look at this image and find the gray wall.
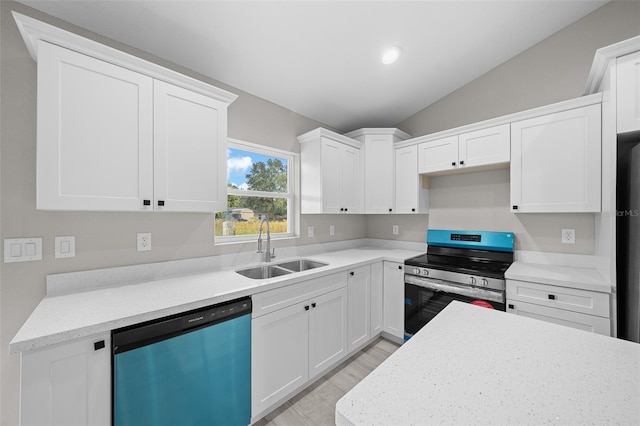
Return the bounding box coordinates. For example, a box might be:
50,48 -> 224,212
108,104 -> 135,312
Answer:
1,0 -> 639,424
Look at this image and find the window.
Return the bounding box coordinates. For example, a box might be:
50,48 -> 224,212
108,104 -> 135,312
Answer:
215,138 -> 297,243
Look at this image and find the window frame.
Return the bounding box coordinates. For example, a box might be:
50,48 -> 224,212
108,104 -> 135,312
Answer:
215,138 -> 299,245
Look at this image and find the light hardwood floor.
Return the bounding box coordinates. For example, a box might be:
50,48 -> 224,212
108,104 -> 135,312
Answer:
253,338 -> 401,426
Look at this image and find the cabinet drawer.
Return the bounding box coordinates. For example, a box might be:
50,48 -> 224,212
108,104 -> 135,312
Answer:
506,280 -> 609,318
252,272 -> 347,318
507,300 -> 610,336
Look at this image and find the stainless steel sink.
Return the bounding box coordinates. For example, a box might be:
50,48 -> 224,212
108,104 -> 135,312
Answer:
235,265 -> 292,280
274,259 -> 328,272
235,259 -> 328,279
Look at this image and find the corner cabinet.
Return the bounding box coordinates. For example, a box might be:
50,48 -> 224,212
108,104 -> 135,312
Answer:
298,128 -> 363,214
510,103 -> 601,213
20,333 -> 111,426
14,13 -> 237,213
617,51 -> 640,134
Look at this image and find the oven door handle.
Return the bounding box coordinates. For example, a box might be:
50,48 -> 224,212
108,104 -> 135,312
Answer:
405,275 -> 504,304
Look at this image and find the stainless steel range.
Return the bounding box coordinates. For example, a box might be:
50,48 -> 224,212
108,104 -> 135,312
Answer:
404,229 -> 514,339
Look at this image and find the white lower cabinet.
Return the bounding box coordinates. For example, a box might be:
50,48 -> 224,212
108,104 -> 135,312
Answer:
383,261 -> 405,341
506,279 -> 610,336
20,333 -> 111,426
347,265 -> 371,353
370,262 -> 383,337
251,273 -> 348,421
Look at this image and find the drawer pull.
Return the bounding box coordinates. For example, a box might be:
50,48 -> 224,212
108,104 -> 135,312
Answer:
311,302 -> 316,308
94,340 -> 105,351
548,294 -> 556,300
508,304 -> 515,310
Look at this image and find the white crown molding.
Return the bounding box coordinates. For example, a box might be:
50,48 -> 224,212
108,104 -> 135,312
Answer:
584,35 -> 640,95
12,11 -> 238,104
395,92 -> 603,148
297,127 -> 363,149
343,128 -> 412,141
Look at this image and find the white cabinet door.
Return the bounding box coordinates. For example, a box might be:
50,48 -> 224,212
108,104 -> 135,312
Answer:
617,51 -> 640,134
510,104 -> 601,213
320,138 -> 344,214
395,145 -> 429,214
37,41 -> 153,211
153,81 -> 228,213
363,136 -> 395,213
340,144 -> 363,213
507,300 -> 610,335
458,124 -> 510,169
417,135 -> 458,174
347,266 -> 371,353
370,262 -> 384,336
309,287 -> 348,380
21,333 -> 111,426
252,302 -> 309,418
383,261 -> 405,340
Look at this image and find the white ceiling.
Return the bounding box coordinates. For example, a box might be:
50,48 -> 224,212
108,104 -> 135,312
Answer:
17,0 -> 608,132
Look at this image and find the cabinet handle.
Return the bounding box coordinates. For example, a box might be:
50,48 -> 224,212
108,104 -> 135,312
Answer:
548,294 -> 556,300
304,305 -> 310,311
350,271 -> 355,276
451,162 -> 456,166
340,208 -> 344,212
398,265 -> 403,270
94,340 -> 105,351
460,160 -> 465,165
512,205 -> 518,210
143,200 -> 151,206
411,208 -> 416,212
158,200 -> 165,207
311,302 -> 317,308
508,304 -> 515,310
389,208 -> 392,212
344,208 -> 348,212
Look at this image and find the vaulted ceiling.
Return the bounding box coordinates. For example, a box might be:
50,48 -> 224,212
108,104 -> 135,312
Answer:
17,0 -> 608,131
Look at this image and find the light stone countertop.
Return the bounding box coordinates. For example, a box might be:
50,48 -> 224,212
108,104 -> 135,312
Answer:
505,262 -> 611,293
336,301 -> 640,426
10,247 -> 421,354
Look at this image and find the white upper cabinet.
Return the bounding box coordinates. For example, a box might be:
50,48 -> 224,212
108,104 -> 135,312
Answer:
417,124 -> 509,175
395,145 -> 429,214
617,51 -> 640,134
510,104 -> 602,213
14,14 -> 236,212
153,81 -> 228,212
418,135 -> 458,174
37,41 -> 154,211
458,124 -> 510,169
345,129 -> 411,214
298,128 -> 363,214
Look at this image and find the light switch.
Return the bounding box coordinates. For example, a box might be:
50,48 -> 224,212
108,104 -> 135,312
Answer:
55,236 -> 76,258
4,238 -> 43,263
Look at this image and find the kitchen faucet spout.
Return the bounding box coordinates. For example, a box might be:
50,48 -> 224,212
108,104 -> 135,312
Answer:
257,215 -> 276,262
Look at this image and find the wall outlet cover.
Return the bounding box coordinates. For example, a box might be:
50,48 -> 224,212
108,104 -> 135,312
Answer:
55,236 -> 76,258
4,238 -> 43,263
329,225 -> 335,236
392,225 -> 399,235
308,226 -> 315,238
561,228 -> 576,244
137,233 -> 152,251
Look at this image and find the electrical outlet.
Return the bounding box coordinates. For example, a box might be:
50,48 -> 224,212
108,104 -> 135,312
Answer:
329,225 -> 335,236
308,226 -> 315,238
561,229 -> 575,244
137,233 -> 152,251
392,225 -> 399,235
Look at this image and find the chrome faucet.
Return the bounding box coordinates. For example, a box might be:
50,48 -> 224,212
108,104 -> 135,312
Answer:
257,215 -> 276,262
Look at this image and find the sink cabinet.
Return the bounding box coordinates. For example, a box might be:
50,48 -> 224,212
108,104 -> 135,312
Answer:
20,333 -> 111,426
251,273 -> 348,421
510,104 -> 601,213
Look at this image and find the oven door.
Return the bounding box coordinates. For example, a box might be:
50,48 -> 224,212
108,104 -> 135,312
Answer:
404,278 -> 505,339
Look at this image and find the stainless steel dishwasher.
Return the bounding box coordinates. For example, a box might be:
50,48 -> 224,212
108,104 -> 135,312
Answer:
112,297 -> 251,426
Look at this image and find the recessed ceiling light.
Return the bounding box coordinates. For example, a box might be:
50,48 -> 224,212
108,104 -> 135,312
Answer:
382,46 -> 402,65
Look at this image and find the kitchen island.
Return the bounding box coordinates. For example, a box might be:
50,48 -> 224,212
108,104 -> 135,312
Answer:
336,301 -> 640,425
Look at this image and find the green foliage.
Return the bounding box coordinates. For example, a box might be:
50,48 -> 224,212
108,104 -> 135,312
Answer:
237,159 -> 288,219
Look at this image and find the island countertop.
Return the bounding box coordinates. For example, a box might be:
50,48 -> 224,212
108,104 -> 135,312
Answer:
336,301 -> 640,425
